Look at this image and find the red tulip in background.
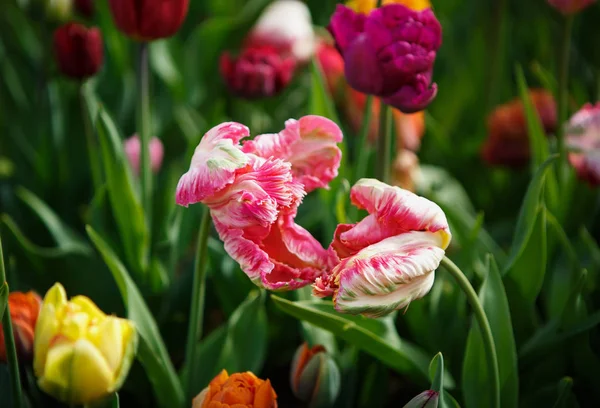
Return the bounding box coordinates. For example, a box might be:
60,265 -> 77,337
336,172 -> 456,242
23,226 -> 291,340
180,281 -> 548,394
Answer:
54,23 -> 103,79
0,291 -> 42,362
108,0 -> 189,41
481,89 -> 557,168
220,46 -> 296,99
547,0 -> 596,15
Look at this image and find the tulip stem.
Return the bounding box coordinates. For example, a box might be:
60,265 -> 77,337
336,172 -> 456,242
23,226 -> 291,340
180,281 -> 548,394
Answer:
0,237 -> 24,408
137,42 -> 153,229
556,15 -> 573,185
79,83 -> 102,191
376,104 -> 393,183
350,95 -> 374,221
184,207 -> 212,402
440,256 -> 500,408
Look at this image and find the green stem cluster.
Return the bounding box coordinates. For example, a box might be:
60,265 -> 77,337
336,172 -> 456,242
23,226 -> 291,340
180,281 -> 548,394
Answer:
0,237 -> 24,408
441,257 -> 501,408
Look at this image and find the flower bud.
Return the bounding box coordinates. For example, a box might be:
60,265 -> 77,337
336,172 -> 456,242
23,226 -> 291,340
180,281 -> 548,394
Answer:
220,46 -> 296,99
0,291 -> 42,362
123,134 -> 164,175
403,390 -> 439,408
192,370 -> 277,408
108,0 -> 189,41
547,0 -> 596,15
45,0 -> 73,22
34,283 -> 138,405
290,343 -> 341,408
53,23 -> 103,80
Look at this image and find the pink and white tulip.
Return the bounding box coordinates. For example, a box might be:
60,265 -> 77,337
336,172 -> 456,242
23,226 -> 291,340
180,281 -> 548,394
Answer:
313,179 -> 451,317
242,115 -> 343,193
176,117 -> 343,290
124,135 -> 164,175
566,103 -> 600,186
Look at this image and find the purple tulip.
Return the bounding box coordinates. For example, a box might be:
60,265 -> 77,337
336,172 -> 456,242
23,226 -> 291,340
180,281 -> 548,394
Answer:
328,4 -> 442,113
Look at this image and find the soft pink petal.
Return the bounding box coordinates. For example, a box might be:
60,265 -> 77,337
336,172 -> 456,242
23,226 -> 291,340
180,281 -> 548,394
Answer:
350,178 -> 451,248
317,231 -> 445,317
123,135 -> 164,175
243,116 -> 343,193
176,122 -> 250,207
331,214 -> 400,259
213,211 -> 334,291
207,156 -> 304,229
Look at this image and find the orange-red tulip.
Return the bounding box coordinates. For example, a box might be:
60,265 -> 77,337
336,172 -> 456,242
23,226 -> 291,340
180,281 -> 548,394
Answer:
0,291 -> 41,362
192,370 -> 277,408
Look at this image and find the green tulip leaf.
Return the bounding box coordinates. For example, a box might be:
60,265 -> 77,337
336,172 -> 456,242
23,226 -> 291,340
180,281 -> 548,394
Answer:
503,154 -> 556,282
86,226 -> 184,408
271,296 -> 454,388
429,353 -> 444,393
88,96 -> 149,278
15,187 -> 92,256
184,290 -> 268,395
462,255 -> 518,408
553,377 -> 573,408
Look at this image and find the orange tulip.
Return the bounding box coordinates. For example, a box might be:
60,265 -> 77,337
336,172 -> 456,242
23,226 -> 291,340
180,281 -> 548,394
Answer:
192,370 -> 277,408
0,291 -> 42,362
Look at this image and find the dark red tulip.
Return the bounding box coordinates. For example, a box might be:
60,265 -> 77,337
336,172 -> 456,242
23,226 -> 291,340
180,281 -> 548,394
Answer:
108,0 -> 189,41
220,46 -> 296,99
75,0 -> 94,18
54,23 -> 103,79
481,90 -> 557,168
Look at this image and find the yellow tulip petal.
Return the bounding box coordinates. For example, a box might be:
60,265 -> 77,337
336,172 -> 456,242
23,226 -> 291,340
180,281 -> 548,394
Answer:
40,339 -> 114,405
34,303 -> 60,377
70,296 -> 107,321
44,283 -> 67,309
87,317 -> 123,372
112,320 -> 138,389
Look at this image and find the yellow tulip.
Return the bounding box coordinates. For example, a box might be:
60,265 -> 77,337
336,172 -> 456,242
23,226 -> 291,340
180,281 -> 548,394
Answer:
346,0 -> 431,14
33,283 -> 137,405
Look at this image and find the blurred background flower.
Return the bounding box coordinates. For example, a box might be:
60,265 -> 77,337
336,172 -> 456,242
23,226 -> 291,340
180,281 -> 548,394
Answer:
0,291 -> 41,362
123,134 -> 164,175
566,102 -> 600,185
547,0 -> 597,15
481,89 -> 557,167
53,22 -> 103,79
108,0 -> 190,40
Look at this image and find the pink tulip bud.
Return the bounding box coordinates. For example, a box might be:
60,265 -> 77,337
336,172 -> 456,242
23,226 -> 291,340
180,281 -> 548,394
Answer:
123,135 -> 164,175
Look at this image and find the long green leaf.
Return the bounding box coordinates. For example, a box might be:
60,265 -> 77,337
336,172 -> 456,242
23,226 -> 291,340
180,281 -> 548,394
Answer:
89,98 -> 149,277
503,155 -> 556,275
184,290 -> 268,395
462,255 -> 518,408
271,296 -> 454,388
515,65 -> 559,210
86,226 -> 184,408
16,187 -> 91,256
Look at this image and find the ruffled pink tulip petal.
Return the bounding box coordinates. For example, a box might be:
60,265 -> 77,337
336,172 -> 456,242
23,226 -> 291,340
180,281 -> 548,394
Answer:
313,178 -> 451,317
242,116 -> 343,193
176,122 -> 251,206
208,155 -> 304,229
124,135 -> 164,175
566,102 -> 600,186
213,211 -> 337,290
